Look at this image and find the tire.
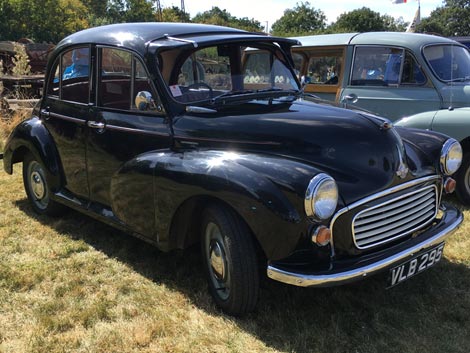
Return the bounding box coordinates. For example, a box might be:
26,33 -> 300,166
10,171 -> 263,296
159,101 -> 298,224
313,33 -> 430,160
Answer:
22,153 -> 66,216
456,153 -> 470,206
201,205 -> 259,315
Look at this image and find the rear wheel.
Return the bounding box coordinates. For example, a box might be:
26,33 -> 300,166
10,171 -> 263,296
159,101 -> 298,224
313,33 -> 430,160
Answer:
201,205 -> 259,315
23,153 -> 66,216
456,153 -> 470,206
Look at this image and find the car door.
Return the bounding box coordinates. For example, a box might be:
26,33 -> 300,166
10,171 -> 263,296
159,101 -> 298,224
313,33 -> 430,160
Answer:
41,46 -> 91,199
339,46 -> 441,121
85,46 -> 171,237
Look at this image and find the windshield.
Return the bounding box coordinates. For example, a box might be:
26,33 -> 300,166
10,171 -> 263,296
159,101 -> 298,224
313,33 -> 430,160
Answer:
158,43 -> 300,105
423,44 -> 470,82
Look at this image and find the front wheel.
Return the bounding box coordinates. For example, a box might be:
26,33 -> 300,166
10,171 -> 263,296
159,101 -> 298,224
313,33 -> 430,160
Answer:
23,153 -> 66,216
456,154 -> 470,206
201,205 -> 259,315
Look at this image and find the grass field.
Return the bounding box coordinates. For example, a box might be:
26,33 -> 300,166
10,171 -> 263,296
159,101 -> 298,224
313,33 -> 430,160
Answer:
1,124 -> 470,352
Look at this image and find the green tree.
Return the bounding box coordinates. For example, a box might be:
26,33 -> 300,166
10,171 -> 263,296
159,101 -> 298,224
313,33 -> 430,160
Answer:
271,1 -> 326,36
160,6 -> 190,22
416,0 -> 470,36
193,7 -> 262,32
329,7 -> 407,33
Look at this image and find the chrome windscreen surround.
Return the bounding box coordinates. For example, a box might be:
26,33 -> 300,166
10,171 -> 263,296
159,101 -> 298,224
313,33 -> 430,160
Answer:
352,185 -> 438,249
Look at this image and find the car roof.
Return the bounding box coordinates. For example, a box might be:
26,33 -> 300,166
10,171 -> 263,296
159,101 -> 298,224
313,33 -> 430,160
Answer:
292,32 -> 460,50
54,22 -> 296,56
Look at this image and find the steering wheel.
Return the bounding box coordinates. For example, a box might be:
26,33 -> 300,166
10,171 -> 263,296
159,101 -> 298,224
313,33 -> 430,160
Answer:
187,82 -> 213,98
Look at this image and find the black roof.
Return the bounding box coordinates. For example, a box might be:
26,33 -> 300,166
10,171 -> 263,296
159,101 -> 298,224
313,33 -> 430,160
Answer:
55,22 -> 296,56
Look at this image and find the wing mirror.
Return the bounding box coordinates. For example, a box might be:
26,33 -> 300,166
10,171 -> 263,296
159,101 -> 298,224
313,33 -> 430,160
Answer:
135,91 -> 157,111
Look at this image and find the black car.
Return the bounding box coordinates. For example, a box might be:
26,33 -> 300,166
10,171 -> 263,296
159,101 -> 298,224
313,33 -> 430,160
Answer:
1,23 -> 464,315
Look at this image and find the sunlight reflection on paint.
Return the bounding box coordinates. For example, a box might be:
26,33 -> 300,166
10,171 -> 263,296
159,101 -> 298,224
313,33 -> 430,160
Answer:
206,152 -> 240,170
111,32 -> 138,46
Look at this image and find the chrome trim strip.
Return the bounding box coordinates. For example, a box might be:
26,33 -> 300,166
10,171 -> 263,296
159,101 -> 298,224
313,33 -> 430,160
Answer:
173,135 -> 281,146
105,124 -> 170,137
268,208 -> 462,287
49,112 -> 86,125
351,185 -> 438,249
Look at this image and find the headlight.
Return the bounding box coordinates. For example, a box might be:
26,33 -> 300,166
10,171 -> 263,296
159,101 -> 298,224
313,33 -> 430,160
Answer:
305,173 -> 338,220
440,139 -> 462,175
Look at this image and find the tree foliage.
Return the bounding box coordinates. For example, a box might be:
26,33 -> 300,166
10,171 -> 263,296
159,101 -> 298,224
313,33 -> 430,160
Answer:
192,7 -> 263,32
329,7 -> 407,33
271,2 -> 326,36
417,0 -> 470,36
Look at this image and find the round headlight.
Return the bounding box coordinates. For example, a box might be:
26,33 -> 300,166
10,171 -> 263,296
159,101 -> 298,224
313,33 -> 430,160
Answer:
305,173 -> 338,220
440,139 -> 462,175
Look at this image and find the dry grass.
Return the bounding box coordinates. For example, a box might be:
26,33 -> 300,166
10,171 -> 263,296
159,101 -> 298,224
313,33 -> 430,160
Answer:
0,110 -> 29,150
1,136 -> 470,352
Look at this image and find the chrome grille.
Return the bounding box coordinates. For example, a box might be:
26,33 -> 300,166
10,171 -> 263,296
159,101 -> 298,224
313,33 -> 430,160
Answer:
352,185 -> 438,249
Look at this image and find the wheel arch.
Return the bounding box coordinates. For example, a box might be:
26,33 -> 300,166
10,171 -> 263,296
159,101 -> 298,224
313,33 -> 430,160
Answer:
3,117 -> 64,190
168,195 -> 265,258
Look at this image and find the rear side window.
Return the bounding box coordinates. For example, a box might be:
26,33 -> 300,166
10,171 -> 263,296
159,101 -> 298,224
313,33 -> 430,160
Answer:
304,51 -> 343,85
46,46 -> 90,104
351,46 -> 426,86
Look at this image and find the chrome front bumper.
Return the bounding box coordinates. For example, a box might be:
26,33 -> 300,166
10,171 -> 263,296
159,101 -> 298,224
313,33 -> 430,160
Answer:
267,205 -> 463,287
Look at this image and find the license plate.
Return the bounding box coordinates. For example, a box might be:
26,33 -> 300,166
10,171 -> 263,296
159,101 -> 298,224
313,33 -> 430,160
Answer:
387,243 -> 445,288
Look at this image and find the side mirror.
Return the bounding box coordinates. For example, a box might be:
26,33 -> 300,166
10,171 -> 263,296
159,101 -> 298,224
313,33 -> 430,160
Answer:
135,91 -> 155,111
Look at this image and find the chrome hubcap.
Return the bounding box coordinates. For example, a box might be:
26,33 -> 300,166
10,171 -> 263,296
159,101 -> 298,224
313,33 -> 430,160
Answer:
205,222 -> 230,300
30,171 -> 46,200
209,240 -> 226,280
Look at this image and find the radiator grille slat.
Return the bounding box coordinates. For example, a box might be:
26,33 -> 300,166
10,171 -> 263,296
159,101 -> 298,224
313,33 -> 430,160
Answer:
352,185 -> 438,249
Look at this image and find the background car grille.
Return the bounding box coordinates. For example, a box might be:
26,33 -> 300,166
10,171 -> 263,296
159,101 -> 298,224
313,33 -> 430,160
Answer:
352,185 -> 438,249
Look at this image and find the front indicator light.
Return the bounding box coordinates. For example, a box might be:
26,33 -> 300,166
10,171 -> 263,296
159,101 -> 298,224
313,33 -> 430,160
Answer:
444,177 -> 456,194
311,226 -> 331,246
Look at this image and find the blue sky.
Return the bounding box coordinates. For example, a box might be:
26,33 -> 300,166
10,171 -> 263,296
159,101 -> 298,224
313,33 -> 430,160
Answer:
162,0 -> 444,30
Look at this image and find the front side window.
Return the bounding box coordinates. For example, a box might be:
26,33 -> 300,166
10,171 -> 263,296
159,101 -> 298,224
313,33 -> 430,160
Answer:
352,46 -> 426,86
423,44 -> 470,82
99,47 -> 158,111
159,43 -> 300,105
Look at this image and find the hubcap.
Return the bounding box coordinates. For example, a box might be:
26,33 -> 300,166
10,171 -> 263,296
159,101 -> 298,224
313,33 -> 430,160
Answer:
30,171 -> 46,200
209,240 -> 226,280
205,222 -> 230,300
27,160 -> 49,210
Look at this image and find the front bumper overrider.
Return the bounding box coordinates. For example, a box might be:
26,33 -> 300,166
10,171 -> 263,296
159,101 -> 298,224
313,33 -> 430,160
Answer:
267,204 -> 463,287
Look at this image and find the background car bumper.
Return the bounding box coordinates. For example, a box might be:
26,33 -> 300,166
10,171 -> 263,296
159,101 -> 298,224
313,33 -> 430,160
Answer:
267,204 -> 463,287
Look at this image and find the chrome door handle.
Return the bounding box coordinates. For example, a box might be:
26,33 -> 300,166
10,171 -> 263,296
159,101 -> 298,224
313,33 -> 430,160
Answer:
40,108 -> 50,119
342,94 -> 358,104
87,121 -> 105,129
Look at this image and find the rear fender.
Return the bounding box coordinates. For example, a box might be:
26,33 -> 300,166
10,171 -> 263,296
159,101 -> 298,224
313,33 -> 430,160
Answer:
3,116 -> 62,190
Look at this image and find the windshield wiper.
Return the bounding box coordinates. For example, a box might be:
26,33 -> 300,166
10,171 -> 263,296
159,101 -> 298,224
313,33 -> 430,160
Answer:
210,88 -> 301,106
448,76 -> 470,83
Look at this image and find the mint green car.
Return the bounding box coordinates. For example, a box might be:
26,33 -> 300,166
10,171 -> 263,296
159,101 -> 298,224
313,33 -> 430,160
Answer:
290,32 -> 470,121
396,108 -> 470,204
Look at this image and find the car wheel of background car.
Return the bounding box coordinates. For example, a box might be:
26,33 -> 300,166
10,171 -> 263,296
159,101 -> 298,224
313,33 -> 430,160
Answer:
201,205 -> 259,315
456,153 -> 470,205
22,153 -> 66,216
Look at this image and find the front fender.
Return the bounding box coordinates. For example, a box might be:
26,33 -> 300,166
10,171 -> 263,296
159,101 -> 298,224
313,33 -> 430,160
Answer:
3,116 -> 62,190
110,149 -> 327,260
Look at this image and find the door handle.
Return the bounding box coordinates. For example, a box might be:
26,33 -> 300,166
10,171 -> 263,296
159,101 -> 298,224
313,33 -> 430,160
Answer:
342,94 -> 358,104
87,121 -> 105,129
40,107 -> 50,120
